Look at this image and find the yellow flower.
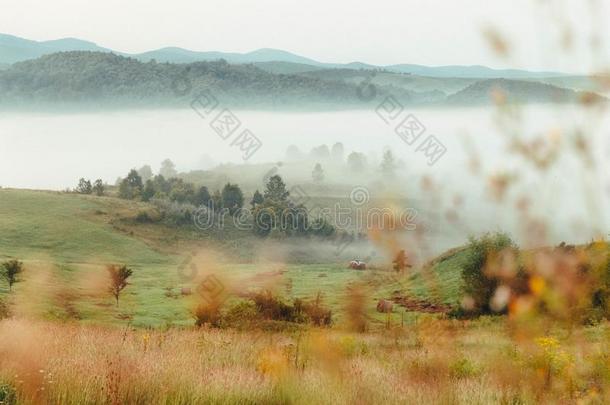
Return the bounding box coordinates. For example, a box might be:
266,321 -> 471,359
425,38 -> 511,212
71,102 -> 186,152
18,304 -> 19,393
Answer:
529,276 -> 546,296
142,333 -> 151,351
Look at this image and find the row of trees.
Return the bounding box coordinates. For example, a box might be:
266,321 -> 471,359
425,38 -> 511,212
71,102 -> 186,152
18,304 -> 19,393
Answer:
309,149 -> 397,183
286,143 -> 345,161
116,166 -> 335,238
286,143 -> 399,176
117,168 -> 245,213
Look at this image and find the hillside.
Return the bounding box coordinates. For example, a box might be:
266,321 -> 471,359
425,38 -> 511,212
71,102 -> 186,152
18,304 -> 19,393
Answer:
0,51 -> 379,108
446,78 -> 606,105
298,68 -> 474,100
0,51 -> 443,108
0,189 -> 466,326
386,63 -> 566,79
3,51 -> 604,109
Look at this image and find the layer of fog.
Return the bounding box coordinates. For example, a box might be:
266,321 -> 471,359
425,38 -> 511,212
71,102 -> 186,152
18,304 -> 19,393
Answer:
1,104 -> 609,255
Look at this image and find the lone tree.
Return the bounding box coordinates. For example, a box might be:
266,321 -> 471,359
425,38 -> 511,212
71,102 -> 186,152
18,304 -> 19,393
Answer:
347,152 -> 367,173
264,175 -> 289,203
312,163 -> 324,183
193,186 -> 211,207
392,250 -> 410,273
76,178 -> 92,194
107,265 -> 133,307
221,183 -> 244,214
159,159 -> 177,179
1,260 -> 24,292
381,150 -> 396,178
92,179 -> 105,196
137,165 -> 153,182
250,189 -> 264,209
118,169 -> 143,200
331,142 -> 345,162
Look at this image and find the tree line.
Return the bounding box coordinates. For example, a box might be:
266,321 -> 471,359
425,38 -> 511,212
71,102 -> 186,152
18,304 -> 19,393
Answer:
103,163 -> 338,239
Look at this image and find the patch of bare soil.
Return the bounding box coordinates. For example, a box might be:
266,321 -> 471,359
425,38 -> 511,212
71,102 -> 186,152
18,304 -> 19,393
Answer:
391,297 -> 452,314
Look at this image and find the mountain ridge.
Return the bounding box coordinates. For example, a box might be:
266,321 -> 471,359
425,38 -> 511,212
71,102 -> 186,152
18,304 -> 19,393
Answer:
0,51 -> 604,109
0,33 -> 574,79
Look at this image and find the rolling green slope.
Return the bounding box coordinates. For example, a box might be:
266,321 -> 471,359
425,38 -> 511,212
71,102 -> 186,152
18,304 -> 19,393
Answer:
0,189 -> 467,327
0,189 -> 170,265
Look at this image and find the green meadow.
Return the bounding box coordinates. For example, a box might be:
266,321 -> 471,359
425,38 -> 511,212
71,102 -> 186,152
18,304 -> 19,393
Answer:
0,189 -> 465,328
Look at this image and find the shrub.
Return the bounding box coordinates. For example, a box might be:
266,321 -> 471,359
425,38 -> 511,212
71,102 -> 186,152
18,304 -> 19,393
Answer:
249,290 -> 332,325
449,357 -> 480,378
223,301 -> 259,328
251,290 -> 301,322
134,210 -> 160,223
193,302 -> 222,327
191,292 -> 332,328
310,217 -> 335,238
152,199 -> 197,226
461,232 -> 518,315
301,293 -> 332,326
588,243 -> 610,319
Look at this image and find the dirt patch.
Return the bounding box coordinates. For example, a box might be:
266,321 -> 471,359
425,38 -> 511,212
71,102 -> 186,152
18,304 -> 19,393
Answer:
392,297 -> 452,314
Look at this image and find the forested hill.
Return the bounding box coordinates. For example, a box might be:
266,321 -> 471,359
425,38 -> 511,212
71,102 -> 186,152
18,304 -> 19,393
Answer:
446,78 -> 605,105
0,51 -> 422,108
0,51 -> 604,109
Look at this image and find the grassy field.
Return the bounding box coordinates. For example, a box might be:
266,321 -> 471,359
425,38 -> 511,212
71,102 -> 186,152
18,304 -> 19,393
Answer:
1,317 -> 609,404
2,189 -> 610,404
0,189 -> 464,328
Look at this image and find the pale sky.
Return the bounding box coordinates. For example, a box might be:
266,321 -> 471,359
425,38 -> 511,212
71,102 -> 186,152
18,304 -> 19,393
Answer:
1,0 -> 608,73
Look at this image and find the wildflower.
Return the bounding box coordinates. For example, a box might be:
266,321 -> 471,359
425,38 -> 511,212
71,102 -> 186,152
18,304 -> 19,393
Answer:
529,276 -> 546,296
535,336 -> 560,350
142,333 -> 151,352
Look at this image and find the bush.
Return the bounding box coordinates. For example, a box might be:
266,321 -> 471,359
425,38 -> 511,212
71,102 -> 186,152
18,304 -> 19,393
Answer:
246,291 -> 331,325
461,232 -> 518,315
449,357 -> 480,378
134,210 -> 160,223
251,290 -> 303,322
152,199 -> 197,226
301,294 -> 332,326
193,292 -> 332,328
193,302 -> 222,327
223,301 -> 259,327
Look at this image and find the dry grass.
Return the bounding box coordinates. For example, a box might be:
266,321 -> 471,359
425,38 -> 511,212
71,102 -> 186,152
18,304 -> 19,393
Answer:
0,317 -> 609,404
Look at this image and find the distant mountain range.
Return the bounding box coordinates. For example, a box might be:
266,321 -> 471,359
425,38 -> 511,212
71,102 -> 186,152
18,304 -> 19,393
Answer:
0,33 -> 569,79
0,51 -> 604,109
